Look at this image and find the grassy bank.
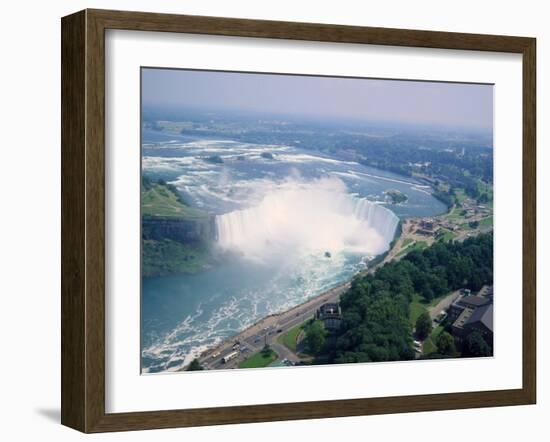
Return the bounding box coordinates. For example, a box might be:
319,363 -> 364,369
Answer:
396,240 -> 427,258
142,180 -> 208,220
409,294 -> 428,326
277,323 -> 305,352
141,177 -> 213,277
238,349 -> 278,369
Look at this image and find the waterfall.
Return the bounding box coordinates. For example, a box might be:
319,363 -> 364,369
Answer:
215,178 -> 399,260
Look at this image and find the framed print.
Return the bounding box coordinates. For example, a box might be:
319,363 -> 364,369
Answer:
61,9 -> 536,433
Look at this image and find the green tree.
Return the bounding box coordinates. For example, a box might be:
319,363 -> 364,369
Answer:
334,234 -> 493,364
186,358 -> 203,371
478,193 -> 489,204
436,332 -> 456,356
415,311 -> 432,340
463,331 -> 492,357
261,344 -> 272,357
304,320 -> 327,355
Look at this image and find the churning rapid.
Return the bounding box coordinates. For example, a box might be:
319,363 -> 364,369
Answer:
216,178 -> 399,260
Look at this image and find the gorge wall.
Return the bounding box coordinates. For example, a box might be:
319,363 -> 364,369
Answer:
142,216 -> 217,245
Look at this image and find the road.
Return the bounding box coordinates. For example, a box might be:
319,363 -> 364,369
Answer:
428,290 -> 462,320
196,281 -> 349,370
270,342 -> 301,363
454,224 -> 493,243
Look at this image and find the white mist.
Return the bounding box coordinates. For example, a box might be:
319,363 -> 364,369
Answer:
216,177 -> 399,261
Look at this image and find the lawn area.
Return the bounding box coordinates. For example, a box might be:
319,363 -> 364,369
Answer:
422,324 -> 444,355
437,230 -> 456,242
411,240 -> 428,251
238,349 -> 278,369
277,323 -> 305,352
395,238 -> 414,256
422,337 -> 437,354
446,205 -> 467,222
142,183 -> 208,219
431,324 -> 445,340
409,293 -> 428,326
402,238 -> 414,247
396,240 -> 428,258
479,216 -> 493,227
396,247 -> 407,258
410,291 -> 452,327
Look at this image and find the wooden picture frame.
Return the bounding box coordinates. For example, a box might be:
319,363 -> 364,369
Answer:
61,8 -> 536,433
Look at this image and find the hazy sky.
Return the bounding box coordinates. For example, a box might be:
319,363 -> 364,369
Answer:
142,68 -> 493,129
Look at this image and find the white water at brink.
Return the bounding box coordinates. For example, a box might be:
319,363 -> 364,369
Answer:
215,177 -> 399,261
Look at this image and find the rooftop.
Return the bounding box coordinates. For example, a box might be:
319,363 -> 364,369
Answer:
453,307 -> 475,329
466,303 -> 494,332
319,303 -> 340,315
458,295 -> 491,308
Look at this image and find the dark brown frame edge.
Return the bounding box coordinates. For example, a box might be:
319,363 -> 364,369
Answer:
61,8 -> 536,433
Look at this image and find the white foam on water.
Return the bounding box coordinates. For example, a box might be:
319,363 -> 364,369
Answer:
140,246 -> 364,373
353,170 -> 418,186
276,153 -> 357,165
216,177 -> 399,261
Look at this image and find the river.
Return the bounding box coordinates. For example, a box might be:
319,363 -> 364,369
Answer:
140,130 -> 447,373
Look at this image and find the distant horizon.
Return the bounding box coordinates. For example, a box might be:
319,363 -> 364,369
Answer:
142,68 -> 494,131
142,101 -> 493,135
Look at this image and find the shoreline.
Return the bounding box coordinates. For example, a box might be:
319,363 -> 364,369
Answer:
189,277 -> 353,370
185,232 -> 402,371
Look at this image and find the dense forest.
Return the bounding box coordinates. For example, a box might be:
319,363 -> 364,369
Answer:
331,233 -> 493,364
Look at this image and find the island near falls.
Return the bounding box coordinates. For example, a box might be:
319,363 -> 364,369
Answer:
141,176 -> 217,277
